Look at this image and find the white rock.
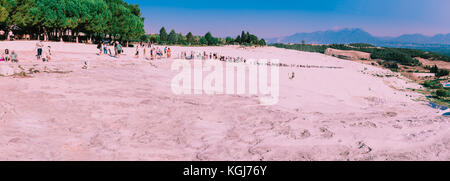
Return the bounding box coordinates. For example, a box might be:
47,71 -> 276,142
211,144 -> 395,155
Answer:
0,64 -> 15,76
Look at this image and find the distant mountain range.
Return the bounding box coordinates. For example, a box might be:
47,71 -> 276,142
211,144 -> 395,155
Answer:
266,28 -> 450,55
267,28 -> 450,45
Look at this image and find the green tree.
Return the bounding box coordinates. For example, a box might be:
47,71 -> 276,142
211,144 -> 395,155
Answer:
11,0 -> 36,38
0,0 -> 14,24
436,69 -> 449,78
35,0 -> 67,41
186,32 -> 193,44
82,0 -> 112,43
430,65 -> 439,73
149,34 -> 158,43
167,29 -> 177,44
436,89 -> 449,97
177,33 -> 185,45
140,34 -> 149,42
240,31 -> 246,44
204,32 -> 212,45
225,36 -> 233,45
0,0 -> 143,43
159,27 -> 168,43
235,35 -> 241,44
0,6 -> 7,23
258,39 -> 266,46
0,0 -> 18,32
249,34 -> 258,44
422,80 -> 443,89
199,36 -> 207,45
246,32 -> 250,43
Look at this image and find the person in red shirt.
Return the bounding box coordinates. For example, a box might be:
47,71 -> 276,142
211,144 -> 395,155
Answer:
167,48 -> 171,58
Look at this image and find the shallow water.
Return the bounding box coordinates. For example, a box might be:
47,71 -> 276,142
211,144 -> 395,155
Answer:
428,102 -> 448,111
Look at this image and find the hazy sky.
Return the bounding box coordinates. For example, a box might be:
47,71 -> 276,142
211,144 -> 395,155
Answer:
125,0 -> 450,38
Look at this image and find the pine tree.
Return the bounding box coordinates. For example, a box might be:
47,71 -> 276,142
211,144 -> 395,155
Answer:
0,0 -> 146,43
199,36 -> 207,45
240,31 -> 246,44
430,65 -> 439,73
235,35 -> 241,44
258,39 -> 266,46
168,29 -> 177,44
204,32 -> 215,45
246,32 -> 250,43
225,37 -> 233,45
159,27 -> 168,43
186,32 -> 194,44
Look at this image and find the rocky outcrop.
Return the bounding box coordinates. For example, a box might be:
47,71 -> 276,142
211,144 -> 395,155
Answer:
0,64 -> 18,76
0,63 -> 72,77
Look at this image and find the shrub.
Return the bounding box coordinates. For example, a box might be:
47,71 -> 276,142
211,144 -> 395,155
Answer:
422,80 -> 443,89
436,69 -> 449,78
337,55 -> 351,60
436,89 -> 449,97
348,43 -> 375,48
381,62 -> 399,71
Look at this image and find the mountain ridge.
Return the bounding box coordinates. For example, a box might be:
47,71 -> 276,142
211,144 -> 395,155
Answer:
267,28 -> 450,45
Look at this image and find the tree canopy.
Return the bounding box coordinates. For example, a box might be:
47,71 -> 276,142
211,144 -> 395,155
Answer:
153,27 -> 266,46
0,0 -> 145,43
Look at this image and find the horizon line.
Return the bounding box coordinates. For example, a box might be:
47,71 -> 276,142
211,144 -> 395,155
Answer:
143,27 -> 450,39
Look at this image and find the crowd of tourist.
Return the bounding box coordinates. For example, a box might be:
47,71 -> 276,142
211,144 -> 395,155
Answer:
0,41 -> 344,71
177,50 -> 343,69
97,41 -> 123,58
179,51 -> 247,63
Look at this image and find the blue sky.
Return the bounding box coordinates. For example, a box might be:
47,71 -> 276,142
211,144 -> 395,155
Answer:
125,0 -> 450,38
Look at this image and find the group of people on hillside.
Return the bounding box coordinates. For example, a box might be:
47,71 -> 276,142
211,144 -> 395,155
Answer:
0,48 -> 18,62
96,41 -> 175,60
0,31 -> 19,62
135,42 -> 171,60
178,50 -> 343,70
35,41 -> 52,62
180,51 -> 247,63
98,41 -> 123,58
0,40 -> 53,63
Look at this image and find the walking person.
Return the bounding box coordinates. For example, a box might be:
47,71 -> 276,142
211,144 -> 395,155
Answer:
35,41 -> 43,61
108,43 -> 112,56
167,48 -> 171,58
116,41 -> 122,58
103,42 -> 108,55
164,47 -> 167,57
143,44 -> 147,59
113,42 -> 118,57
135,45 -> 140,58
8,31 -> 14,41
150,47 -> 154,60
45,46 -> 52,62
97,41 -> 103,55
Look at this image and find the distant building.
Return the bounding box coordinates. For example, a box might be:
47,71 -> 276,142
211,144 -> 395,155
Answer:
325,48 -> 371,60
